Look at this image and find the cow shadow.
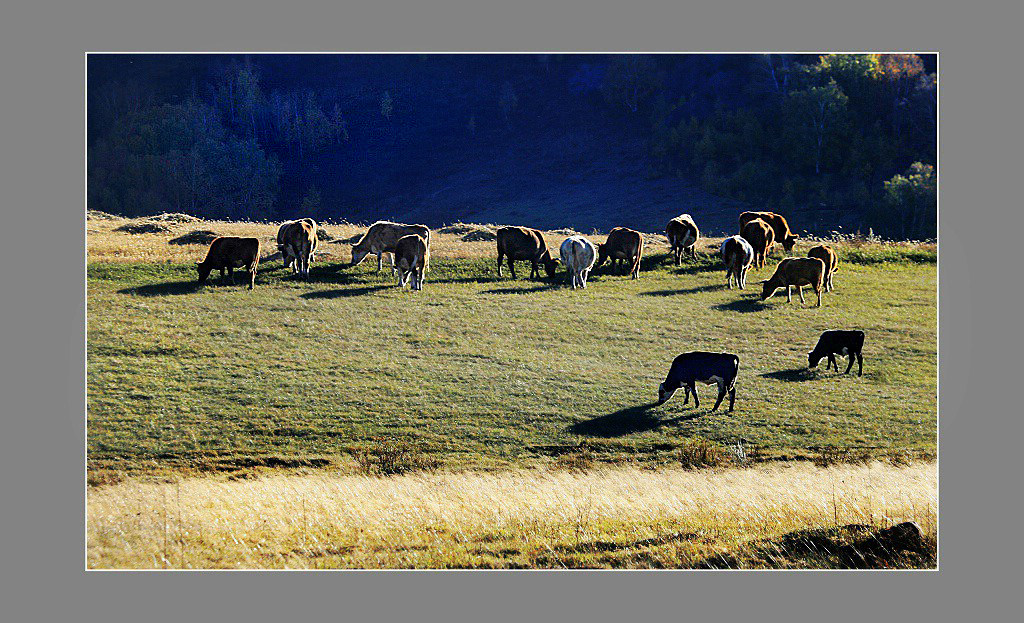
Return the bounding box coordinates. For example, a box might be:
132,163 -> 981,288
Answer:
760,367 -> 818,382
118,280 -> 204,296
300,285 -> 392,299
481,283 -> 555,295
713,298 -> 766,313
569,403 -> 700,438
640,284 -> 726,297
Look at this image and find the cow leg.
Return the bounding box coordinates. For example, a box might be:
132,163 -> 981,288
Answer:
727,386 -> 736,412
857,353 -> 863,376
845,354 -> 855,374
227,265 -> 236,284
682,385 -> 690,405
827,354 -> 837,371
690,385 -> 699,408
220,267 -> 226,278
376,252 -> 383,273
508,258 -> 517,280
248,266 -> 256,290
797,286 -> 805,304
815,287 -> 821,307
786,286 -> 792,303
497,252 -> 504,277
711,382 -> 726,412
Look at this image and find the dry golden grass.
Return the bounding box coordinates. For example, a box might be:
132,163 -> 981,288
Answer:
87,460 -> 936,569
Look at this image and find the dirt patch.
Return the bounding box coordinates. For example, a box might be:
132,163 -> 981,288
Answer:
169,230 -> 220,245
115,221 -> 171,234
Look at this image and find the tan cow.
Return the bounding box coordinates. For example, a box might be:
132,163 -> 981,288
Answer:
807,244 -> 839,292
595,227 -> 644,279
196,237 -> 260,290
277,218 -> 317,279
351,221 -> 432,272
394,234 -> 430,291
277,218 -> 318,272
760,257 -> 826,307
666,214 -> 700,265
495,226 -> 559,280
741,218 -> 775,269
738,211 -> 799,253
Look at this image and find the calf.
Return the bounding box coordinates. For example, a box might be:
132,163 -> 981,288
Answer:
666,214 -> 700,265
496,226 -> 559,280
760,257 -> 826,307
351,221 -> 431,272
720,235 -> 754,289
595,227 -> 644,279
559,235 -> 597,289
808,330 -> 865,376
394,234 -> 430,291
741,218 -> 775,269
807,244 -> 839,292
738,211 -> 799,253
195,236 -> 260,290
277,218 -> 317,279
656,351 -> 740,412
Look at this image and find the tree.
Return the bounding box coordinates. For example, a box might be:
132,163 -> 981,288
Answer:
380,90 -> 393,120
499,81 -> 518,124
883,162 -> 936,239
601,55 -> 661,113
785,80 -> 849,175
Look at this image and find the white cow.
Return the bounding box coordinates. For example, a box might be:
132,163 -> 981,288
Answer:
559,235 -> 597,290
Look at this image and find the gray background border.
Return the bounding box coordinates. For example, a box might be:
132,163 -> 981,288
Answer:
3,0 -> 1021,621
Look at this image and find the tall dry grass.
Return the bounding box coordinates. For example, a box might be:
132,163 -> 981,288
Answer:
88,460 -> 936,569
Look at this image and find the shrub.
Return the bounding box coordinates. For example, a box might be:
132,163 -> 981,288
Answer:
678,436 -> 728,469
353,439 -> 439,476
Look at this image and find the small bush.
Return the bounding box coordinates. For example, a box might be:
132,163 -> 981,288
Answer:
87,469 -> 125,488
115,222 -> 171,234
168,230 -> 220,245
812,445 -> 873,467
353,439 -> 439,476
552,443 -> 596,472
678,436 -> 728,469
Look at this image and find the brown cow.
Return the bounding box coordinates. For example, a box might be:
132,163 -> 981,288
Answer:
666,214 -> 699,265
277,218 -> 317,279
351,221 -> 432,272
741,218 -> 775,269
760,257 -> 826,307
277,218 -> 318,273
496,226 -> 558,280
738,211 -> 799,253
394,234 -> 430,291
807,244 -> 839,292
196,237 -> 260,290
595,227 -> 645,279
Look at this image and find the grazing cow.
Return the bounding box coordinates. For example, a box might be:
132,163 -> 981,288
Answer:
738,211 -> 799,253
394,234 -> 430,291
807,244 -> 839,292
741,218 -> 775,269
656,351 -> 740,412
760,257 -> 826,307
595,227 -> 645,279
276,218 -> 317,279
808,330 -> 865,376
559,236 -> 598,290
720,235 -> 755,289
666,214 -> 700,265
495,226 -> 559,280
277,218 -> 319,272
351,221 -> 432,272
195,237 -> 260,290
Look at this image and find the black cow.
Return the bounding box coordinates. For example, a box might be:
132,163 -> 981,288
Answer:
808,330 -> 865,376
656,351 -> 740,412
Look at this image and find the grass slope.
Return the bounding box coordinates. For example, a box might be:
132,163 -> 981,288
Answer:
88,233 -> 935,477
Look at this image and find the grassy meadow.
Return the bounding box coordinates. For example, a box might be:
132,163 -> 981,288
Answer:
86,215 -> 937,568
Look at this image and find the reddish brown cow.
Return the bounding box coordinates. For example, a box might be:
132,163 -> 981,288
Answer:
496,226 -> 558,280
196,237 -> 260,290
595,227 -> 645,279
807,244 -> 839,292
738,211 -> 799,253
760,257 -> 826,307
741,218 -> 775,269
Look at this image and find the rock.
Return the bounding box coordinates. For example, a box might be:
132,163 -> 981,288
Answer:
115,222 -> 171,234
462,229 -> 497,242
168,230 -> 220,245
836,521 -> 925,568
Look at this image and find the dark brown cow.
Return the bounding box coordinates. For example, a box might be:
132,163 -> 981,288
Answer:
595,227 -> 645,279
277,217 -> 319,273
807,244 -> 839,292
741,218 -> 775,269
496,226 -> 558,280
760,257 -> 825,307
738,211 -> 799,253
666,214 -> 699,265
277,218 -> 317,279
394,234 -> 430,291
196,237 -> 260,290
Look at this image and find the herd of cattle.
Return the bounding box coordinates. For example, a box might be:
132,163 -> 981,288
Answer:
192,210 -> 864,410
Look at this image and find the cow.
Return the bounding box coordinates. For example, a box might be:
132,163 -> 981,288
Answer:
720,235 -> 755,289
808,330 -> 865,376
656,351 -> 740,412
559,235 -> 598,290
495,226 -> 559,280
276,218 -> 317,279
760,257 -> 826,307
741,218 -> 775,269
807,244 -> 839,292
666,214 -> 700,265
195,237 -> 260,290
394,234 -> 430,291
351,221 -> 432,273
277,218 -> 319,272
738,211 -> 799,254
595,227 -> 644,279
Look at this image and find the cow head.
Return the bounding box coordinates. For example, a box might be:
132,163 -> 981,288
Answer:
594,244 -> 608,268
195,261 -> 212,284
759,279 -> 778,301
541,252 -> 559,278
656,381 -> 677,405
782,234 -> 799,253
350,244 -> 369,266
808,351 -> 824,369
